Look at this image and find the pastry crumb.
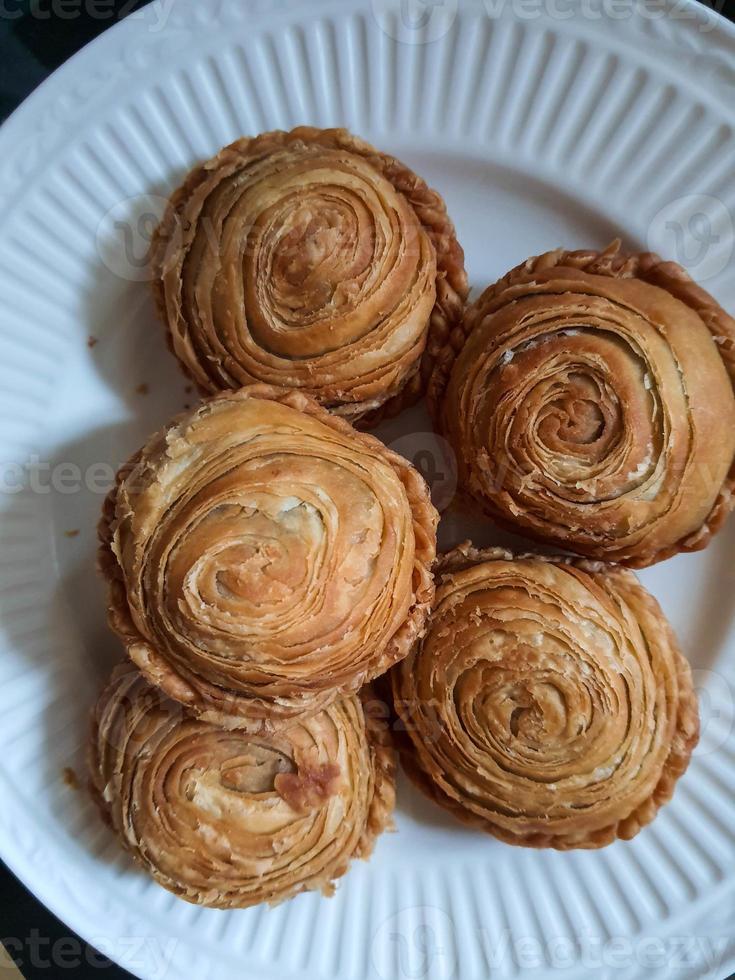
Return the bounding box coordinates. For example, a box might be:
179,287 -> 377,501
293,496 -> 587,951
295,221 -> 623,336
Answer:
183,402 -> 191,410
184,384 -> 193,394
87,335 -> 98,348
135,383 -> 149,396
62,766 -> 79,790
64,529 -> 80,538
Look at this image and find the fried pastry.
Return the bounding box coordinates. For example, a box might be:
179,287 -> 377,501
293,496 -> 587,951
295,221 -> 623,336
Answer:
430,243 -> 735,565
99,385 -> 437,731
391,543 -> 699,849
89,664 -> 395,908
153,127 -> 468,424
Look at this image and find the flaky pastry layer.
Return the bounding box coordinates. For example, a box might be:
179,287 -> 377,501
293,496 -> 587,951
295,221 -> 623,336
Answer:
89,664 -> 395,907
153,127 -> 468,425
99,385 -> 437,730
391,543 -> 699,849
430,243 -> 735,565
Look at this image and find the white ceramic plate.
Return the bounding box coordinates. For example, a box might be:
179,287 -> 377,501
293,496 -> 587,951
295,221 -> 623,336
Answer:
1,1 -> 735,977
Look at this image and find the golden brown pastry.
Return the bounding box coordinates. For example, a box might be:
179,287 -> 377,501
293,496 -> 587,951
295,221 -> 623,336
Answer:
430,242 -> 735,566
153,127 -> 468,424
89,664 -> 395,908
99,385 -> 437,731
392,543 -> 699,849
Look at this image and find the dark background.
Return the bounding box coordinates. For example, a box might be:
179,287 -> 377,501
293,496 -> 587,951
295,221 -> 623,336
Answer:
0,0 -> 733,978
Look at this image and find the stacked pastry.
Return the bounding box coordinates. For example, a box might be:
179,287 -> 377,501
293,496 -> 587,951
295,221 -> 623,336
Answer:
99,386 -> 437,731
391,544 -> 699,849
91,130 -> 462,907
390,240 -> 735,845
390,241 -> 735,845
92,384 -> 438,906
91,663 -> 395,907
151,126 -> 468,425
429,242 -> 735,566
91,128 -> 735,907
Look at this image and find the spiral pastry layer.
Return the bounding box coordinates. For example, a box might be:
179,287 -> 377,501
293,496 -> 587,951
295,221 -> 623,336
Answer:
153,127 -> 468,424
431,243 -> 735,565
99,385 -> 437,730
89,664 -> 395,907
392,543 -> 699,849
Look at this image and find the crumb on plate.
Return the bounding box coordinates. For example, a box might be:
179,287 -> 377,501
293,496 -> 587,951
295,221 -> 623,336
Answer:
62,766 -> 79,790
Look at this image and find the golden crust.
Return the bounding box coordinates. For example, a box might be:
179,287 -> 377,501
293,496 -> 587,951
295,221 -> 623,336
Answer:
152,127 -> 468,426
99,384 -> 437,731
430,242 -> 735,566
89,664 -> 395,908
391,542 -> 699,849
